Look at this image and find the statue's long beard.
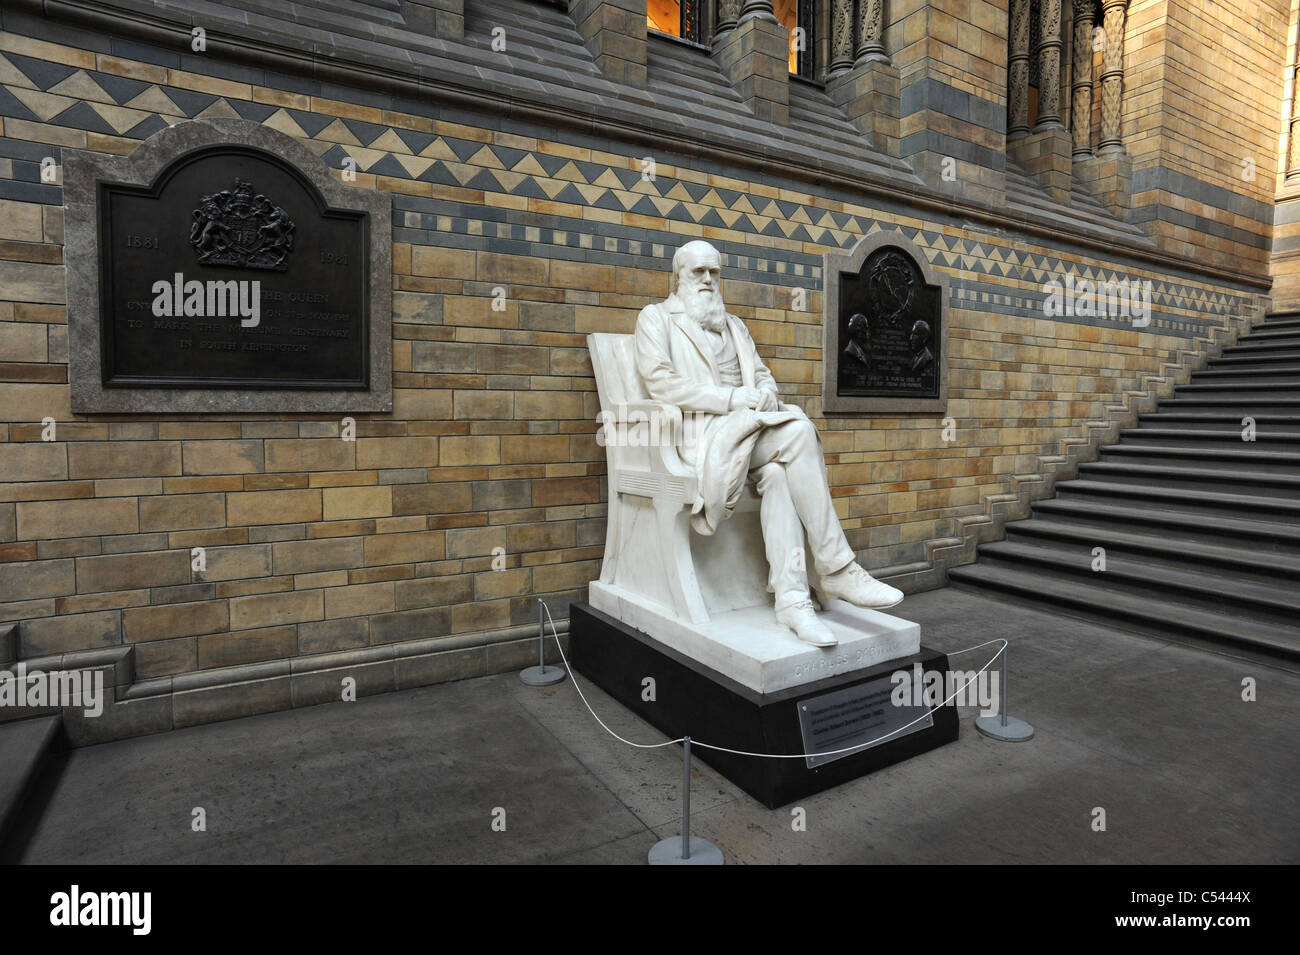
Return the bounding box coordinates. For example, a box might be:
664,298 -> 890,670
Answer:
680,286 -> 727,332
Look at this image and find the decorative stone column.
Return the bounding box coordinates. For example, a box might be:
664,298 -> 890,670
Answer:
714,0 -> 742,41
829,0 -> 856,76
1290,90 -> 1300,178
1034,0 -> 1064,129
714,0 -> 789,124
1008,0 -> 1031,139
1075,0 -> 1131,220
855,0 -> 887,63
827,0 -> 899,155
1008,0 -> 1071,200
1098,0 -> 1127,152
739,0 -> 778,22
1071,0 -> 1096,160
570,0 -> 648,88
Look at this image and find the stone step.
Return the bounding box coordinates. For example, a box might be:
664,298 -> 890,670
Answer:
955,302 -> 1300,661
1117,427 -> 1300,450
0,715 -> 62,862
1003,518 -> 1300,586
1222,340 -> 1300,356
1076,459 -> 1300,499
1158,397 -> 1300,414
1208,352 -> 1300,369
1005,185 -> 1148,237
1031,496 -> 1300,555
1054,478 -> 1300,523
1192,365 -> 1300,380
1240,328 -> 1300,345
948,561 -> 1300,660
1099,443 -> 1300,472
1137,412 -> 1300,431
1175,380 -> 1300,394
974,539 -> 1300,628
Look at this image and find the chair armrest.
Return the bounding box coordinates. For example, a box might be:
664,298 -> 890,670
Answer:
597,400 -> 683,450
597,400 -> 694,486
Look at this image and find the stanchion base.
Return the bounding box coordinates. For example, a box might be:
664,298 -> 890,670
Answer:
975,714 -> 1034,741
519,665 -> 566,687
648,836 -> 724,865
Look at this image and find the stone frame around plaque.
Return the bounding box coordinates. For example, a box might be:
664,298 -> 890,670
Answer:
821,230 -> 949,414
64,117 -> 393,414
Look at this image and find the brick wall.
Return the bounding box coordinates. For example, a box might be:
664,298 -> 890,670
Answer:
0,18 -> 1269,692
1271,0 -> 1300,308
1126,0 -> 1290,272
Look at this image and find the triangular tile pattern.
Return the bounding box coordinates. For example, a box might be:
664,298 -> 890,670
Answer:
0,51 -> 1254,336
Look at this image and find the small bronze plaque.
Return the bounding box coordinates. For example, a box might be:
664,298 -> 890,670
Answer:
796,675 -> 934,768
836,247 -> 941,399
99,145 -> 368,389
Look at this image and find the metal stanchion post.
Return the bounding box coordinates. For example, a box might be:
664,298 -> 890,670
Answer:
649,735 -> 723,865
682,736 -> 691,861
975,642 -> 1033,741
519,599 -> 565,687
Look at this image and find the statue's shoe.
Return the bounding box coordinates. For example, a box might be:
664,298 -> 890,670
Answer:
775,599 -> 837,647
818,563 -> 904,610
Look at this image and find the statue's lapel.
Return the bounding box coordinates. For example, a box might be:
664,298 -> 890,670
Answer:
667,303 -> 719,381
727,315 -> 756,388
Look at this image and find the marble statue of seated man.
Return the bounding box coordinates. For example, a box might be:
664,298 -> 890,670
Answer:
633,239 -> 904,647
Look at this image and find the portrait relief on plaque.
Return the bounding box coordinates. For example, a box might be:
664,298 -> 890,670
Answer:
836,246 -> 941,400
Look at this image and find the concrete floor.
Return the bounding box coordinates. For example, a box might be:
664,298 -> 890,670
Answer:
17,588 -> 1300,864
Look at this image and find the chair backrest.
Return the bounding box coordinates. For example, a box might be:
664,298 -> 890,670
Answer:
586,333 -> 649,411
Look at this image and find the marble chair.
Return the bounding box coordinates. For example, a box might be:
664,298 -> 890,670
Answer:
586,332 -> 773,629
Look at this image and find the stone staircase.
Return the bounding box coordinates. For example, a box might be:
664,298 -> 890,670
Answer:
949,311 -> 1300,662
0,715 -> 63,863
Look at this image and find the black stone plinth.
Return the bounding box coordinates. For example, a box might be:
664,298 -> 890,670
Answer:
569,602 -> 960,809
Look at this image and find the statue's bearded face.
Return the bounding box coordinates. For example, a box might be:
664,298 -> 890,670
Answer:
676,252 -> 726,332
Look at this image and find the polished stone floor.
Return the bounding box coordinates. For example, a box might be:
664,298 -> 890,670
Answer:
17,588 -> 1300,864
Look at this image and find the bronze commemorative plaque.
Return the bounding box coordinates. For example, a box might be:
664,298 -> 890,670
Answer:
836,246 -> 941,399
98,144 -> 369,389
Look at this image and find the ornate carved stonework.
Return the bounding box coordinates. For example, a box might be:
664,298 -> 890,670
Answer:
1009,0 -> 1031,136
1034,0 -> 1063,127
1099,0 -> 1127,149
1071,2 -> 1096,158
855,0 -> 886,61
830,0 -> 855,74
